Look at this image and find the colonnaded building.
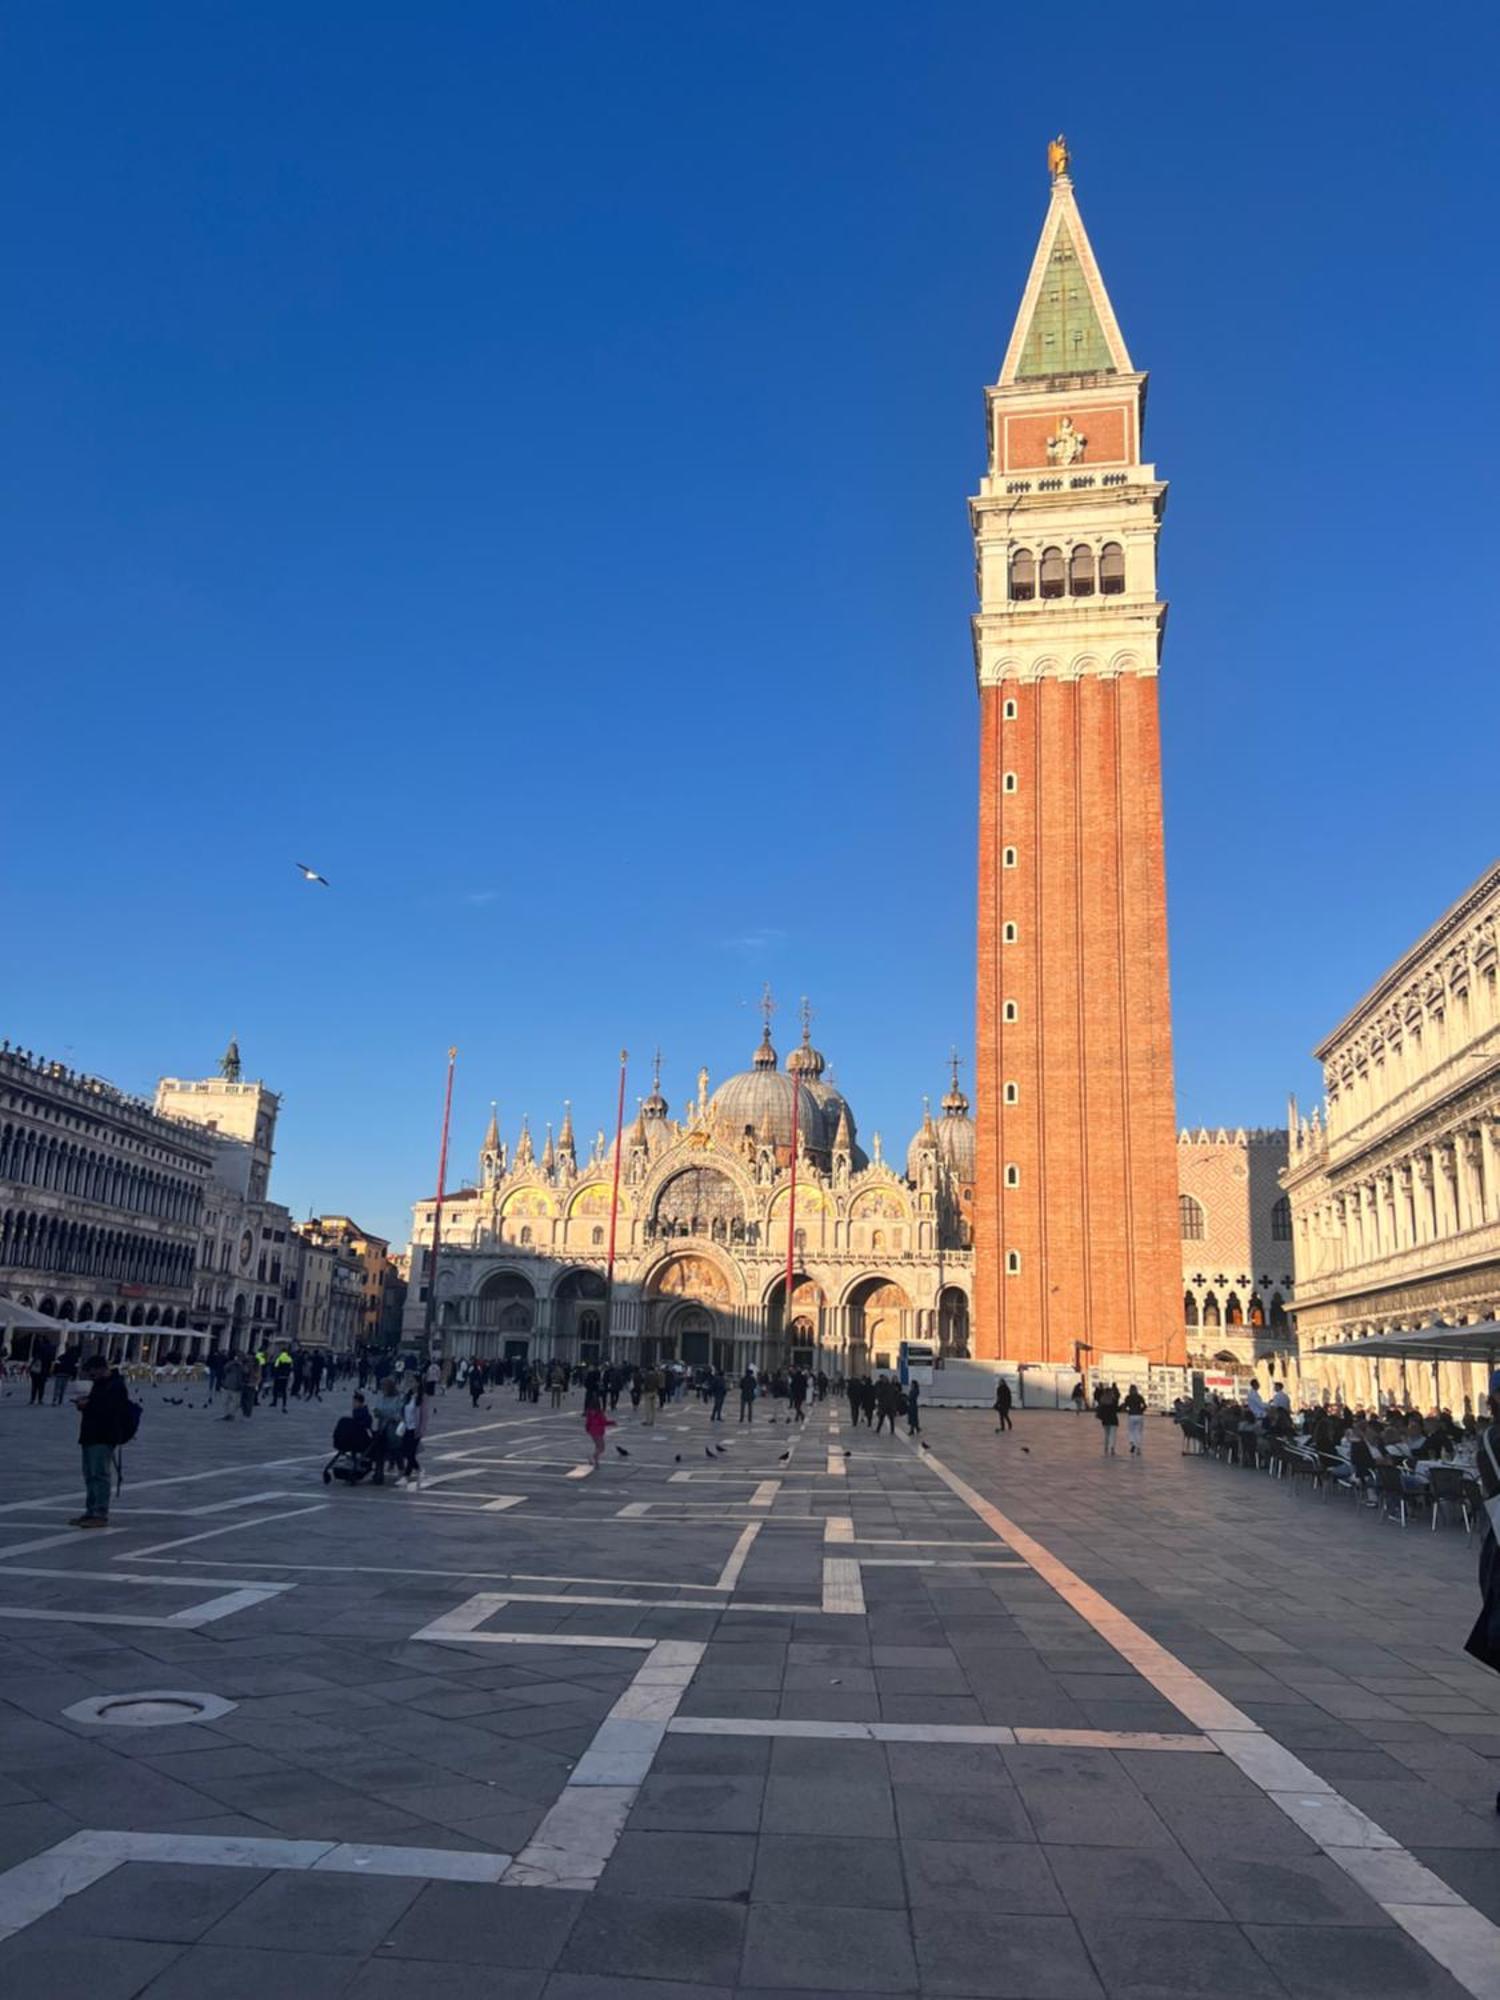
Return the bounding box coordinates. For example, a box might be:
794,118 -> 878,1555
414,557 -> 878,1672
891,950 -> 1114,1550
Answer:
1285,863 -> 1500,1412
404,1022 -> 975,1373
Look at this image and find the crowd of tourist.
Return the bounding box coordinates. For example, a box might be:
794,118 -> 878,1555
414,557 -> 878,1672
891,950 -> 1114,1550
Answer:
1174,1372 -> 1489,1506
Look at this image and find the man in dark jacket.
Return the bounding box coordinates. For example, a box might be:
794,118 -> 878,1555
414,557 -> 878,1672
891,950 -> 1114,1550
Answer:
72,1354 -> 130,1527
874,1375 -> 902,1436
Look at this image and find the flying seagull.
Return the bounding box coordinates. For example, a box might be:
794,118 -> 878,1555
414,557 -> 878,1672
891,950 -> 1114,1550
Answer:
295,862 -> 330,886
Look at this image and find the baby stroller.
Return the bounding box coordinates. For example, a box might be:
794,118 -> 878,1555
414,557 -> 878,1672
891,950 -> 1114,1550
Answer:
323,1415 -> 375,1485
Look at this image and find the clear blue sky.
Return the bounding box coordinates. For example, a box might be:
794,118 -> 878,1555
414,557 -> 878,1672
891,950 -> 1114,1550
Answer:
4,4 -> 1497,1246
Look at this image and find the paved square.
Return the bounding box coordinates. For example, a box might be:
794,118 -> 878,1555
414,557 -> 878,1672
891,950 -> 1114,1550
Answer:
1,1384 -> 1497,1997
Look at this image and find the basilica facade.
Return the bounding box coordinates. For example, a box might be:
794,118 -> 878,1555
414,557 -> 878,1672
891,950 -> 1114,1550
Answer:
402,1020 -> 975,1375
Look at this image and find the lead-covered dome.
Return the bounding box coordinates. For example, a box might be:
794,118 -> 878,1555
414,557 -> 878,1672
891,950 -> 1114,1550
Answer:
709,1028 -> 828,1155
907,1065 -> 976,1182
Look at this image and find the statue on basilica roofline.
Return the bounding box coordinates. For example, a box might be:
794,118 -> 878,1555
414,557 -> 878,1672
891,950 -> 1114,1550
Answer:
1047,133 -> 1070,180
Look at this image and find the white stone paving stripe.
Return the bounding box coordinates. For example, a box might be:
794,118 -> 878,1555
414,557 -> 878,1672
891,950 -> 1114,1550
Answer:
124,1503 -> 328,1559
0,1831 -> 515,1940
908,1435 -> 1500,2000
713,1522 -> 761,1591
665,1716 -> 1216,1750
821,1556 -> 866,1615
503,1638 -> 707,1888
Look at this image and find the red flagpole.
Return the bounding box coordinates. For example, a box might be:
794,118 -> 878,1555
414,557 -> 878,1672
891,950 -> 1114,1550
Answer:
422,1045 -> 457,1364
603,1049 -> 628,1353
784,1066 -> 799,1356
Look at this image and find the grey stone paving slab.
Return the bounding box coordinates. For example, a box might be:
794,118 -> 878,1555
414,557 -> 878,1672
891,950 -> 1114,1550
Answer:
362,1967 -> 543,2000
1147,1792 -> 1321,1857
1009,1777 -> 1176,1848
1244,1923 -> 1473,1999
911,1908 -> 1104,1998
750,1832 -> 905,1907
599,1829 -> 757,1900
1194,1851 -> 1394,1926
894,1782 -> 1035,1843
199,1867 -> 424,1953
760,1775 -> 895,1839
136,1944 -> 363,2000
652,1731 -> 771,1775
740,1900 -> 918,1993
903,1836 -> 1066,1911
1336,1778 -> 1500,1847
19,1859 -> 268,1941
1044,1843 -> 1230,1921
0,1935 -> 185,2000
628,1773 -> 765,1833
557,1891 -> 745,1986
767,1736 -> 889,1778
1410,1848 -> 1500,1925
381,1881 -> 586,1965
543,1976 -> 727,2000
1075,1915 -> 1292,1998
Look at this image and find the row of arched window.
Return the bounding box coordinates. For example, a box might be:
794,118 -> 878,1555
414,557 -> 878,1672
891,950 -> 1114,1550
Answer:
23,1296 -> 191,1331
1179,1194 -> 1293,1242
0,1207 -> 193,1289
0,1124 -> 202,1224
1184,1289 -> 1288,1331
1009,543 -> 1125,602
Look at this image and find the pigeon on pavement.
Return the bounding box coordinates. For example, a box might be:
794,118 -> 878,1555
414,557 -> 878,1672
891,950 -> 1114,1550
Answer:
615,1445 -> 630,1457
778,1450 -> 791,1461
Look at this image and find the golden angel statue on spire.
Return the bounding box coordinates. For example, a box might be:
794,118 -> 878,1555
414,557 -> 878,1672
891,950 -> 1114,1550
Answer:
1047,133 -> 1070,180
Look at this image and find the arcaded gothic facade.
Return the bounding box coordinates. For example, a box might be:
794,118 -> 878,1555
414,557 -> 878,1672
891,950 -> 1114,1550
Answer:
1177,1126 -> 1294,1374
402,1025 -> 976,1374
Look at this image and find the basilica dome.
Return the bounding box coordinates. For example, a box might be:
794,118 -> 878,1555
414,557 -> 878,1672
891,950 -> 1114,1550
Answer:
709,1028 -> 829,1155
785,1025 -> 861,1161
907,1066 -> 975,1182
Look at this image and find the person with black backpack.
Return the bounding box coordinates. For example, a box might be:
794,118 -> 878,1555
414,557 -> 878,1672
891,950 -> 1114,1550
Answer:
70,1353 -> 133,1528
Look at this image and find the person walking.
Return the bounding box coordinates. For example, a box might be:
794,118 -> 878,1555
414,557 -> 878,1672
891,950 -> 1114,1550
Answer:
270,1348 -> 293,1411
468,1361 -> 487,1410
1123,1383 -> 1147,1455
51,1344 -> 79,1407
994,1379 -> 1013,1432
584,1399 -> 615,1468
1096,1381 -> 1121,1456
370,1377 -> 404,1484
1071,1377 -> 1087,1416
70,1352 -> 130,1528
738,1366 -> 757,1424
906,1376 -> 922,1436
1463,1369 -> 1500,1814
400,1378 -> 430,1486
874,1375 -> 901,1437
28,1336 -> 54,1407
641,1366 -> 661,1426
789,1368 -> 808,1424
709,1366 -> 727,1423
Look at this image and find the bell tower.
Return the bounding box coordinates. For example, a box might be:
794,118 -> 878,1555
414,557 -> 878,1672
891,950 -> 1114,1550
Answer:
971,140 -> 1183,1370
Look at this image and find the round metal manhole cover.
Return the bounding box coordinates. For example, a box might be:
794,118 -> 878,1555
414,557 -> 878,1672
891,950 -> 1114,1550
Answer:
62,1689 -> 238,1728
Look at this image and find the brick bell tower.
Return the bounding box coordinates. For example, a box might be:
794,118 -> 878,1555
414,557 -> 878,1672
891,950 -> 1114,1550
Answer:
971,139 -> 1183,1370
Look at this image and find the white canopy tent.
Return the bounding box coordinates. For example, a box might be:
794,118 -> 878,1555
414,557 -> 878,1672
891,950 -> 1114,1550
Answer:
1306,1323 -> 1500,1409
